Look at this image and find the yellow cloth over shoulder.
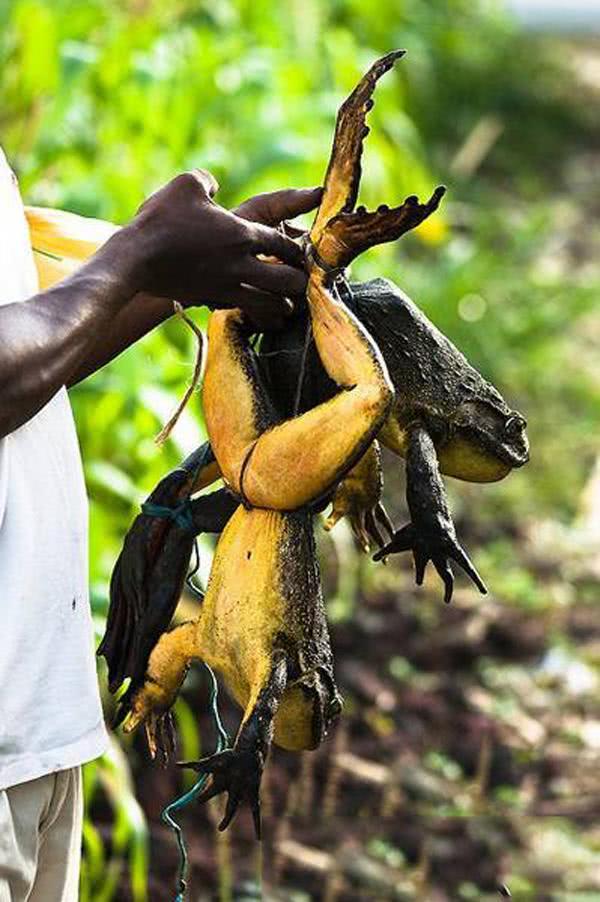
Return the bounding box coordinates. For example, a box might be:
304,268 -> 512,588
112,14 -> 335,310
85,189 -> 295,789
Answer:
24,206 -> 119,290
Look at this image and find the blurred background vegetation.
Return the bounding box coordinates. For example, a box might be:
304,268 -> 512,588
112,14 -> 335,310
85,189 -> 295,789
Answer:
2,0 -> 600,898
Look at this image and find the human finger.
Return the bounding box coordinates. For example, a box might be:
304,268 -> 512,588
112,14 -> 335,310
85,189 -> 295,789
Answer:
234,187 -> 323,225
248,222 -> 305,268
233,283 -> 293,331
242,256 -> 307,296
189,168 -> 220,198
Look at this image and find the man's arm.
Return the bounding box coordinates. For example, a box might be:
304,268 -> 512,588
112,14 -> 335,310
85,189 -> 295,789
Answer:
67,291 -> 175,387
0,171 -> 319,436
0,233 -> 144,436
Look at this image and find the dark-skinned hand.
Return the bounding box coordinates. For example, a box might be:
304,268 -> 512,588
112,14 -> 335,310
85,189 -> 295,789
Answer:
127,169 -> 321,328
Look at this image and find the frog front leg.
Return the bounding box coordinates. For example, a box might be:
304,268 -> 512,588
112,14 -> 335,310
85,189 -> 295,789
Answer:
324,440 -> 395,552
374,424 -> 487,603
120,621 -> 198,761
178,655 -> 287,838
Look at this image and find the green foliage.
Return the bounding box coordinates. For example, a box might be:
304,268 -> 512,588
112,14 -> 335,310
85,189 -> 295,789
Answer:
81,738 -> 148,902
2,0 -> 599,897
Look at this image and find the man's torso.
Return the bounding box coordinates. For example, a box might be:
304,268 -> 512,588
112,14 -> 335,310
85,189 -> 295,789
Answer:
0,148 -> 107,789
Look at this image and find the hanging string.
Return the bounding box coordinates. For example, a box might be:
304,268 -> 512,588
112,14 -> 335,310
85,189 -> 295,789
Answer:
158,264 -> 313,898
155,443 -> 222,899
292,317 -> 313,418
161,664 -> 229,902
140,498 -> 196,533
155,303 -> 205,446
184,537 -> 204,601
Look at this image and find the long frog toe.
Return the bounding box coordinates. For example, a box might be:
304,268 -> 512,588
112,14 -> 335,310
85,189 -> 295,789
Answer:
364,502 -> 395,551
373,522 -> 416,561
178,747 -> 264,838
119,671 -> 182,763
373,521 -> 487,603
149,710 -> 177,765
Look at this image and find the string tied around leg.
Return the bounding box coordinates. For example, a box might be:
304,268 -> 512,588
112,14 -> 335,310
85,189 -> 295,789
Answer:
140,498 -> 196,534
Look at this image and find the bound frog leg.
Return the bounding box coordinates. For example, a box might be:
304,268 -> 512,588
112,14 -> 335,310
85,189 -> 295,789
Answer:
204,50 -> 448,509
178,654 -> 287,839
203,273 -> 395,510
374,424 -> 487,603
311,49 -> 406,245
100,442 -> 238,760
99,441 -> 220,692
107,487 -> 237,734
324,440 -> 394,552
120,621 -> 198,763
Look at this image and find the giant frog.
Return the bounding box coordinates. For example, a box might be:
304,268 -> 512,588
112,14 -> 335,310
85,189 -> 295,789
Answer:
98,51 -> 529,837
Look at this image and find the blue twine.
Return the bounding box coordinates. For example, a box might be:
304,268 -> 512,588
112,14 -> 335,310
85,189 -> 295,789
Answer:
141,498 -> 196,534
161,663 -> 229,901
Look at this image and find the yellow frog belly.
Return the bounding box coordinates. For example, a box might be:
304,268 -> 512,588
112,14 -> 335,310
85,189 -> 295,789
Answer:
195,505 -> 324,750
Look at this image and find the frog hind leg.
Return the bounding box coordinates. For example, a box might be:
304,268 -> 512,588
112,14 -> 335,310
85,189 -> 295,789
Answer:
205,263 -> 396,512
99,441 -> 222,695
178,655 -> 287,838
117,621 -> 199,762
309,49 -> 445,268
204,51 -> 446,512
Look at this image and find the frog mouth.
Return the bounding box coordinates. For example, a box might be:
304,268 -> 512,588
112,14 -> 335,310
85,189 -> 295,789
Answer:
500,441 -> 529,468
474,424 -> 530,469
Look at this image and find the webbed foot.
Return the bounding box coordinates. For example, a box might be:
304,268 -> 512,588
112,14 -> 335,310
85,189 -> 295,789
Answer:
317,186 -> 446,270
115,621 -> 195,762
311,50 -> 406,244
373,519 -> 487,603
178,747 -> 263,838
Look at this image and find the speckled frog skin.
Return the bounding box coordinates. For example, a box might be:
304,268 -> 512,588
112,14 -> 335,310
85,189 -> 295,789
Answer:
99,52 -> 528,837
262,275 -> 529,486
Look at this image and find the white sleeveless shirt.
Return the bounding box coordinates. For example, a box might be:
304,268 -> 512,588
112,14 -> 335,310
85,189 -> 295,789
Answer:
0,148 -> 107,788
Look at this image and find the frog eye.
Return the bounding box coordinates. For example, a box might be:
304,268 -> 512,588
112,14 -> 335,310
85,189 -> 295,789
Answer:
506,414 -> 527,434
327,694 -> 344,720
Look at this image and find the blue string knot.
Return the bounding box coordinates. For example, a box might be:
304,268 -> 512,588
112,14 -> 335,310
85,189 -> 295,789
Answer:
141,498 -> 196,534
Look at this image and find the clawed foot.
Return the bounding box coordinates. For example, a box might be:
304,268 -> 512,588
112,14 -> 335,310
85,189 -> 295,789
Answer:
324,442 -> 394,553
373,520 -> 487,603
119,684 -> 179,764
325,500 -> 394,553
178,747 -> 263,838
142,711 -> 177,765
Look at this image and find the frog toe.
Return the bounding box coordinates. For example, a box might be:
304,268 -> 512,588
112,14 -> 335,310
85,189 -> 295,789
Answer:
374,501 -> 395,542
447,541 -> 487,596
373,520 -> 487,603
372,522 -> 416,561
432,555 -> 455,604
178,747 -> 263,838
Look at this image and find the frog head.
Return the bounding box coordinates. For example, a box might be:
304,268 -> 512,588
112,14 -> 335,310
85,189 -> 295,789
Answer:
436,398 -> 529,482
347,278 -> 530,484
380,387 -> 529,484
